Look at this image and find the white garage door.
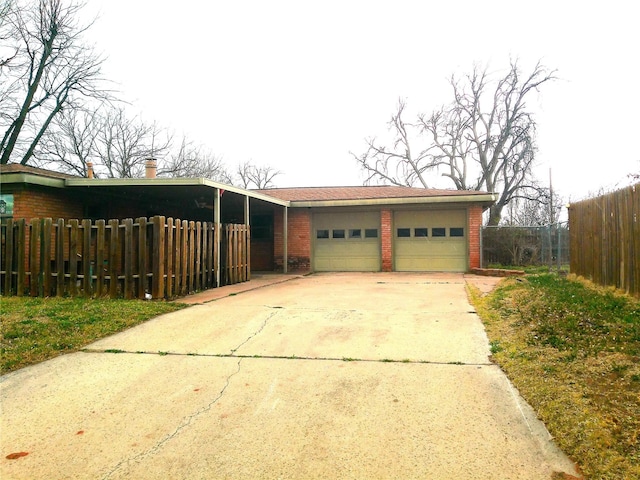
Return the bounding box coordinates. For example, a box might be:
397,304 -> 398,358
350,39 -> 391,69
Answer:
313,211 -> 380,271
394,210 -> 467,272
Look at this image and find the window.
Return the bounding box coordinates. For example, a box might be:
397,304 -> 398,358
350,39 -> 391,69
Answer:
432,227 -> 446,237
349,229 -> 361,238
365,229 -> 378,238
397,228 -> 411,238
414,227 -> 428,237
450,227 -> 464,237
332,229 -> 345,239
317,229 -> 329,239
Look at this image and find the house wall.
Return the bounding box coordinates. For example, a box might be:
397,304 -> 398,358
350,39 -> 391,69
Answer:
380,208 -> 393,272
468,204 -> 483,269
4,185 -> 84,221
273,208 -> 311,271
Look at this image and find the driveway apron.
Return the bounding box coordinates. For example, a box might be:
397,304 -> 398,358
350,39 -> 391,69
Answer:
1,273 -> 580,479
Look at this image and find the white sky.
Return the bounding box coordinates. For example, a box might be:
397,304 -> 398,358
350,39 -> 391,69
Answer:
82,0 -> 639,203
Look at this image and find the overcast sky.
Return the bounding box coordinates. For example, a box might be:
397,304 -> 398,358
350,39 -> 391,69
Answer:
82,0 -> 639,203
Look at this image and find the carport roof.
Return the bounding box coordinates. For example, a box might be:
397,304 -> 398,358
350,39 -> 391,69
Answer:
255,185 -> 496,208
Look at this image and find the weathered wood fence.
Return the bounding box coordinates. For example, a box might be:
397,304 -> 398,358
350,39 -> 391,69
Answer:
569,183 -> 639,297
0,216 -> 250,300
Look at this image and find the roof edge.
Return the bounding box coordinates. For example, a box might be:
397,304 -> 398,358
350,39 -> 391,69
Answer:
64,177 -> 290,206
289,193 -> 497,208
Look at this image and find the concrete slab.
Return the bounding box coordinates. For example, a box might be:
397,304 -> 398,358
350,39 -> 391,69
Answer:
1,273 -> 580,479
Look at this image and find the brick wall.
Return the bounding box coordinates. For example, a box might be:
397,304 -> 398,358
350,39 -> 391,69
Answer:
273,208 -> 311,272
8,186 -> 84,222
468,204 -> 483,269
381,208 -> 393,272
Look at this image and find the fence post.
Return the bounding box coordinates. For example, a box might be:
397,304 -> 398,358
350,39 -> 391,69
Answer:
69,219 -> 78,296
109,219 -> 119,298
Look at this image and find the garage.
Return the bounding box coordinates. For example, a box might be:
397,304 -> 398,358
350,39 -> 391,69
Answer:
312,211 -> 380,271
394,209 -> 467,272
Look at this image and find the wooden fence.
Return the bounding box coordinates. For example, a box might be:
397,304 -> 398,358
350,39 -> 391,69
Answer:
569,183 -> 639,297
0,216 -> 250,300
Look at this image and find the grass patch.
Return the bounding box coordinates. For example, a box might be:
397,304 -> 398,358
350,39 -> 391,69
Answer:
470,274 -> 640,480
0,297 -> 185,373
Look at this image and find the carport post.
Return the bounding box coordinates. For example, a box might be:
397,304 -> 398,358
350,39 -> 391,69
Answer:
283,206 -> 288,273
214,188 -> 221,287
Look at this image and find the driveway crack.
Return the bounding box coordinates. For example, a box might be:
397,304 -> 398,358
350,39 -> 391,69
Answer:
102,358 -> 243,479
229,310 -> 278,355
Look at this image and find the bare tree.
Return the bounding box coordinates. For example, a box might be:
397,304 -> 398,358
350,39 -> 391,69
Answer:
35,106 -> 100,176
353,60 -> 556,225
96,107 -> 171,178
158,135 -> 232,182
235,160 -> 281,189
0,0 -> 109,165
352,99 -> 433,188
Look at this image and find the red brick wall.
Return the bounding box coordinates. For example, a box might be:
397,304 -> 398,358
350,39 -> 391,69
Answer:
381,209 -> 392,272
468,205 -> 483,269
8,186 -> 84,222
273,208 -> 311,272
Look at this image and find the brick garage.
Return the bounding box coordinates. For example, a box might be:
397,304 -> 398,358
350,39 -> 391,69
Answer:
258,187 -> 494,273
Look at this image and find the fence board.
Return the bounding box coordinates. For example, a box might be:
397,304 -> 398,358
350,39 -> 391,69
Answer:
29,219 -> 41,297
96,220 -> 105,296
166,218 -> 174,298
82,219 -> 92,297
109,219 -> 119,298
42,218 -> 52,296
4,219 -> 14,294
152,216 -> 165,298
195,222 -> 202,291
123,219 -> 133,299
16,219 -> 25,296
69,219 -> 78,296
56,219 -> 65,296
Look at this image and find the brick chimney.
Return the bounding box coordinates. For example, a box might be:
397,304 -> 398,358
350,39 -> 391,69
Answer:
145,158 -> 157,179
86,162 -> 94,179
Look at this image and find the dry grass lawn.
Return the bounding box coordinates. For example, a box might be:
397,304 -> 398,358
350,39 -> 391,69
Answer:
470,274 -> 640,480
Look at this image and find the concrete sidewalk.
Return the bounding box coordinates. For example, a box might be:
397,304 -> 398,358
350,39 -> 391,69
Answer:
1,273 -> 579,479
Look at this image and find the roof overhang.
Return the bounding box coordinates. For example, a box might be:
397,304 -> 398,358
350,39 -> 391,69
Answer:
289,193 -> 497,208
64,177 -> 290,207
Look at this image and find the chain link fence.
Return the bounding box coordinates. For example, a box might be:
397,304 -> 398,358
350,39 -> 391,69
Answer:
481,222 -> 569,270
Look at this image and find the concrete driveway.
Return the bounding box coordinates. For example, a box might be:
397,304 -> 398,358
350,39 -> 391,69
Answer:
1,273 -> 579,479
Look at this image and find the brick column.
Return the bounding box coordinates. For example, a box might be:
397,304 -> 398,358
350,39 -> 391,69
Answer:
468,205 -> 483,269
380,209 -> 393,272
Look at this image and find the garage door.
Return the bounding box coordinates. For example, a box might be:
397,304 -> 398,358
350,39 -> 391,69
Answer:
313,211 -> 380,271
394,210 -> 467,272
